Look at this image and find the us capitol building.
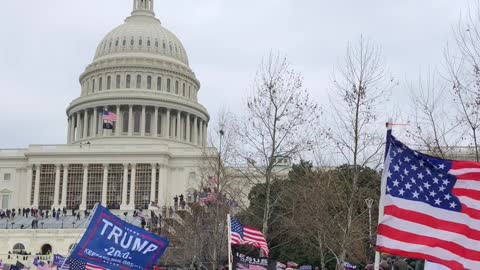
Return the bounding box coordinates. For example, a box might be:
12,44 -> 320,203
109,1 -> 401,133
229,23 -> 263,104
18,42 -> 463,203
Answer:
0,0 -> 215,257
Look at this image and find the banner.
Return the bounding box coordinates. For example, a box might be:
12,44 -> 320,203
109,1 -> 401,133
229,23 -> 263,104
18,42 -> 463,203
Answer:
232,250 -> 269,270
70,204 -> 169,270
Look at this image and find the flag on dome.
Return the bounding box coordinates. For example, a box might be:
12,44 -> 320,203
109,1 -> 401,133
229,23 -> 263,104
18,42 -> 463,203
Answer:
376,131 -> 480,269
230,217 -> 269,256
102,111 -> 116,130
102,111 -> 117,122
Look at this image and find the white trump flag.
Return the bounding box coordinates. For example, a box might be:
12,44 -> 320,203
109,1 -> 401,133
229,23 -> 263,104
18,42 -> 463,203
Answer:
424,261 -> 450,270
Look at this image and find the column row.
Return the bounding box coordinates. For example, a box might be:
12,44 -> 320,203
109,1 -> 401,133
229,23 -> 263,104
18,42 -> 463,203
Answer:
67,105 -> 208,146
28,163 -> 169,211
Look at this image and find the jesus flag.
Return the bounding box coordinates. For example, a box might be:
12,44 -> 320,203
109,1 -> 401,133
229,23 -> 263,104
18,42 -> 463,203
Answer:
376,131 -> 480,269
69,204 -> 169,270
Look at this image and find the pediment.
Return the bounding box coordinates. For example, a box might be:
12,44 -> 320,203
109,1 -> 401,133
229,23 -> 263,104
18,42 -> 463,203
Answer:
0,189 -> 12,194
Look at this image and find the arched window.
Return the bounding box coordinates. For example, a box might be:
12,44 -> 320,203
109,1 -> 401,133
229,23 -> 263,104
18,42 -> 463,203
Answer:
169,44 -> 173,52
134,111 -> 141,133
157,77 -> 162,91
182,83 -> 186,96
109,41 -> 112,49
116,75 -> 121,89
126,75 -> 131,88
99,77 -> 103,91
136,75 -> 142,88
13,243 -> 25,253
122,112 -> 129,133
175,81 -> 179,94
147,76 -> 152,89
92,79 -> 96,92
163,42 -> 166,49
123,39 -> 126,46
107,76 -> 111,90
139,39 -> 143,46
115,40 -> 119,46
145,113 -> 152,134
155,41 -> 159,47
188,86 -> 191,98
167,79 -> 171,92
147,40 -> 151,47
131,39 -> 134,46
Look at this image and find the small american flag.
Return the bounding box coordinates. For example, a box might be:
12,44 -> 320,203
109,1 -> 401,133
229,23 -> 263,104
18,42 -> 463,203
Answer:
199,192 -> 217,203
67,258 -> 105,270
230,217 -> 269,256
377,132 -> 480,269
102,111 -> 117,122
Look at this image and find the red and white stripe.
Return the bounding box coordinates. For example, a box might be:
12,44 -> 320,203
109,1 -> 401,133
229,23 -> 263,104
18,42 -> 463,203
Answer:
377,159 -> 480,270
85,263 -> 105,270
231,226 -> 269,256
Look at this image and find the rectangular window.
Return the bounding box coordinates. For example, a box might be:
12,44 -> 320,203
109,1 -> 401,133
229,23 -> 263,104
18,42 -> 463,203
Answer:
4,173 -> 11,181
92,79 -> 96,92
99,77 -> 103,91
157,77 -> 162,91
116,75 -> 121,89
107,76 -> 111,90
167,79 -> 171,92
147,76 -> 152,89
1,195 -> 8,209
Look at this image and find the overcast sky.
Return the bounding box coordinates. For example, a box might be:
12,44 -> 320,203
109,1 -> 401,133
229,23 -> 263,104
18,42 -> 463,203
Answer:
0,0 -> 470,148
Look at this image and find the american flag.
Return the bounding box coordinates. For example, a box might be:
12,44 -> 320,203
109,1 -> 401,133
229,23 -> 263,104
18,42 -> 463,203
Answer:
376,132 -> 480,269
102,111 -> 117,122
230,217 -> 269,256
67,258 -> 105,270
199,192 -> 217,203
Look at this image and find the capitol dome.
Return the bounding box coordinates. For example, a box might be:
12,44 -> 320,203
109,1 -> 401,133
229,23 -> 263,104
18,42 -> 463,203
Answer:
66,0 -> 209,146
93,6 -> 189,66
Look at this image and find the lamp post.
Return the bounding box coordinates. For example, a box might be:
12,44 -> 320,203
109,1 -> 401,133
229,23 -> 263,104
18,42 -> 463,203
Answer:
365,198 -> 374,261
212,127 -> 224,270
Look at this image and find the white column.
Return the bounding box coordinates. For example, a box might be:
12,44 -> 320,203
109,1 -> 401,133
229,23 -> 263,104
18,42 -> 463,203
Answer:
33,164 -> 41,208
203,121 -> 208,146
61,164 -> 68,208
101,164 -> 109,206
69,116 -> 75,143
98,107 -> 104,136
149,163 -> 156,208
52,165 -> 61,208
193,116 -> 198,145
83,109 -> 89,138
141,105 -> 146,136
67,117 -> 72,144
153,107 -> 158,137
176,111 -> 181,140
79,164 -> 89,210
120,163 -> 129,209
76,113 -> 81,141
26,165 -> 33,207
158,165 -> 168,206
92,107 -> 98,137
129,164 -> 136,209
186,113 -> 191,142
198,120 -> 203,146
165,109 -> 171,138
128,105 -> 133,136
115,105 -> 121,136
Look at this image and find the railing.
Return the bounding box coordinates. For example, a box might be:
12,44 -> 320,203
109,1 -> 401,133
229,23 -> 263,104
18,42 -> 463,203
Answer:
0,254 -> 52,267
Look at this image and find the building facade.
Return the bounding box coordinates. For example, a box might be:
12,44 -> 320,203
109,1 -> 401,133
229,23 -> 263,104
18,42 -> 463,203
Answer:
0,0 -> 213,258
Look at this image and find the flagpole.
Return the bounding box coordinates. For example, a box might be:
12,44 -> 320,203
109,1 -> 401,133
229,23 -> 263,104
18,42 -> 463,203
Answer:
227,213 -> 233,270
374,119 -> 392,270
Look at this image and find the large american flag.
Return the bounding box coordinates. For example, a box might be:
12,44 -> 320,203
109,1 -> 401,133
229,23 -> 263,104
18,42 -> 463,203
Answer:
230,217 -> 269,256
376,132 -> 480,269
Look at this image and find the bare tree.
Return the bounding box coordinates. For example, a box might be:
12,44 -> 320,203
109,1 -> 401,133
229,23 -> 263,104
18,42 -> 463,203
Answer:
235,53 -> 321,241
444,7 -> 480,161
327,36 -> 395,268
407,70 -> 462,158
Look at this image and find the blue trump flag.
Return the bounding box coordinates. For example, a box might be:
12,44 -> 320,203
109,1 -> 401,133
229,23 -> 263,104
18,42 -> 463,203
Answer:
70,204 -> 169,270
